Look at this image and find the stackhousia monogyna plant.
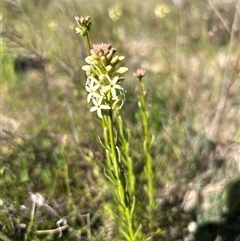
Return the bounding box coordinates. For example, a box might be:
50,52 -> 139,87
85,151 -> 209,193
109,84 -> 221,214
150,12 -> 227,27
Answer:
75,16 -> 156,240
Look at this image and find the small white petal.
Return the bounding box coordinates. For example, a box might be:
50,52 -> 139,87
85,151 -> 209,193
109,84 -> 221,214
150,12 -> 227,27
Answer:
97,109 -> 103,118
112,76 -> 119,84
100,105 -> 111,110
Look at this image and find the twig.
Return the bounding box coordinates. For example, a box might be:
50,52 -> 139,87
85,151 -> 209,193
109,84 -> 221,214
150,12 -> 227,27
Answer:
34,225 -> 69,235
210,3 -> 240,139
206,0 -> 231,35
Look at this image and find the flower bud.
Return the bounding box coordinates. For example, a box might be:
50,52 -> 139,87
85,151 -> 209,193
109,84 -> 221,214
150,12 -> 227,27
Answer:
99,74 -> 106,81
82,65 -> 92,71
85,56 -> 94,64
116,67 -> 128,74
75,16 -> 91,36
110,55 -> 119,65
106,65 -> 112,72
133,68 -> 147,80
101,56 -> 106,65
118,56 -> 125,61
106,51 -> 116,60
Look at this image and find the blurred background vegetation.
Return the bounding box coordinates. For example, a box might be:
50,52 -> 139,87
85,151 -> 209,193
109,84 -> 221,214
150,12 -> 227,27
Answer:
1,0 -> 239,240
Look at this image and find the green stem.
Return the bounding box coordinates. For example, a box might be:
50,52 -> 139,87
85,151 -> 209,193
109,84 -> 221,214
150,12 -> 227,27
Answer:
24,197 -> 36,241
117,113 -> 135,196
85,33 -> 91,55
107,113 -> 118,177
63,160 -> 74,209
139,81 -> 155,214
126,207 -> 135,241
106,112 -> 135,241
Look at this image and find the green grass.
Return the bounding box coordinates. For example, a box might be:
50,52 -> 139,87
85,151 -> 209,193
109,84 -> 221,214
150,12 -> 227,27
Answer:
1,0 -> 239,240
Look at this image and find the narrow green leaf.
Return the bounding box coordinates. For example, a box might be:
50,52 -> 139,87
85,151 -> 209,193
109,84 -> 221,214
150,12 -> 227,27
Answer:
98,136 -> 110,151
0,232 -> 14,241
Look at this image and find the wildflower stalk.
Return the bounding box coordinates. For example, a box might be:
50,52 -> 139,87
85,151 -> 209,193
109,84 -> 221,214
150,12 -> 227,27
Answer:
103,112 -> 136,240
134,69 -> 155,222
75,17 -> 140,239
105,112 -> 135,241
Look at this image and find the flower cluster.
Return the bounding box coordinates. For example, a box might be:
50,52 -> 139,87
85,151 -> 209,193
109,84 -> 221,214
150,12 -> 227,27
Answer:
75,16 -> 91,36
82,43 -> 128,118
133,68 -> 147,80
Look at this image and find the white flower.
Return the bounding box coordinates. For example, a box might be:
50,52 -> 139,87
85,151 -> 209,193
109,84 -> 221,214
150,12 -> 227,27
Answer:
102,76 -> 123,99
85,79 -> 101,103
90,97 -> 111,118
112,89 -> 126,109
